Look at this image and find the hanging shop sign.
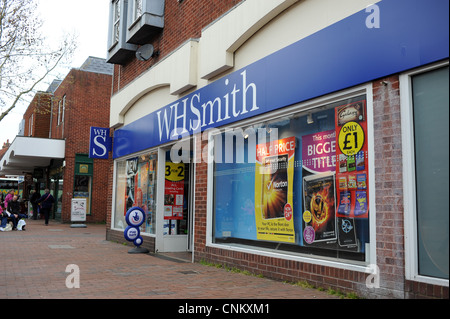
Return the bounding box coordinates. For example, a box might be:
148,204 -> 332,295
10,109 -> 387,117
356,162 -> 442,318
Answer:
89,127 -> 111,159
255,137 -> 296,243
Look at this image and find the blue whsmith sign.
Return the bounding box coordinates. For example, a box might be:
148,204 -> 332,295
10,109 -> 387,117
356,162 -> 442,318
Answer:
89,127 -> 111,159
112,0 -> 449,159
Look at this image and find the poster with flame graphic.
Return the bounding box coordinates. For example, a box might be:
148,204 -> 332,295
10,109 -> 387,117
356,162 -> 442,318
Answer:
302,172 -> 337,243
255,137 -> 296,243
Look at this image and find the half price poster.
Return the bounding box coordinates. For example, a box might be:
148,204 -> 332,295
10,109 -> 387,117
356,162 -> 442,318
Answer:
255,137 -> 296,243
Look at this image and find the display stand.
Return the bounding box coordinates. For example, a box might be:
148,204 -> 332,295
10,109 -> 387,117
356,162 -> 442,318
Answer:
124,207 -> 149,254
71,198 -> 87,228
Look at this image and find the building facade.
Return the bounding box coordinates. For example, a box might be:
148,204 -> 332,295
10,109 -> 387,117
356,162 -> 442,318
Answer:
105,0 -> 449,298
0,57 -> 113,223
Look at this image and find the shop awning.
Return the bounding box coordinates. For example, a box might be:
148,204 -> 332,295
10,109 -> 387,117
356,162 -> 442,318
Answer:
0,136 -> 65,175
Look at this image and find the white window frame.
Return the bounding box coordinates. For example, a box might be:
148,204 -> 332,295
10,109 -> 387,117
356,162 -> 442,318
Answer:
29,114 -> 33,136
206,83 -> 376,273
400,59 -> 449,287
133,0 -> 143,23
61,95 -> 66,124
112,0 -> 121,46
57,99 -> 62,126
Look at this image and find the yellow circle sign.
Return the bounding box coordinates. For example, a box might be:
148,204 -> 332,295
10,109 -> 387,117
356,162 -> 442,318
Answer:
165,162 -> 185,182
338,121 -> 365,156
303,210 -> 312,223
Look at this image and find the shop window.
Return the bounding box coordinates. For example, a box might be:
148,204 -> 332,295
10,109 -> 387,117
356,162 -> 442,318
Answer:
114,151 -> 158,234
212,95 -> 370,263
411,66 -> 449,280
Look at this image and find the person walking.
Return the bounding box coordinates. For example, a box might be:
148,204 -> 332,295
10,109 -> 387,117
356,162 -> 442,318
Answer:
29,190 -> 40,220
36,189 -> 55,226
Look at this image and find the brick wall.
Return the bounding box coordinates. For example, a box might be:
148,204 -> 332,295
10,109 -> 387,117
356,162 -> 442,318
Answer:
22,92 -> 52,138
372,75 -> 406,298
53,69 -> 112,223
112,0 -> 242,94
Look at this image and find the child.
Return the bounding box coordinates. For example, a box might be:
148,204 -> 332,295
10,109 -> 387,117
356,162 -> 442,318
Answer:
0,199 -> 8,231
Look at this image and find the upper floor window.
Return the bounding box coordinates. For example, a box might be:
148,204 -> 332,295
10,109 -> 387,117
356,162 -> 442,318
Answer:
107,0 -> 138,64
133,0 -> 142,22
126,0 -> 165,45
57,95 -> 66,126
107,0 -> 164,64
28,114 -> 33,136
112,0 -> 121,45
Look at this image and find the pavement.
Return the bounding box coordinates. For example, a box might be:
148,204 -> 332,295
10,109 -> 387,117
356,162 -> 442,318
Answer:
0,219 -> 340,305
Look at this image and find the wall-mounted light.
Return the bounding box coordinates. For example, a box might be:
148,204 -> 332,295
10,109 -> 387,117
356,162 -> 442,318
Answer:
307,113 -> 314,124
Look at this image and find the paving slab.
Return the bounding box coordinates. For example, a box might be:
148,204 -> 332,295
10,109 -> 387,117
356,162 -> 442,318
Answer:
0,219 -> 340,305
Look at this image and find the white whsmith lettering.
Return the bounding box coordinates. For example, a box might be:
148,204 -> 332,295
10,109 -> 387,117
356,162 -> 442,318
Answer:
157,70 -> 259,142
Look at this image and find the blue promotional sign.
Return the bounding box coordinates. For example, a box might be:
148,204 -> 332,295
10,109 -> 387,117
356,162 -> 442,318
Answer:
113,0 -> 449,159
125,207 -> 146,228
89,127 -> 111,159
124,207 -> 146,248
124,226 -> 140,242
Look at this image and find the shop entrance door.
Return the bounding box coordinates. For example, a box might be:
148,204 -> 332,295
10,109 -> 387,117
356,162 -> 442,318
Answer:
157,148 -> 194,253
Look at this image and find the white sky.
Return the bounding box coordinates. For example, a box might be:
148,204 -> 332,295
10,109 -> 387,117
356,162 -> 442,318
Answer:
0,0 -> 110,146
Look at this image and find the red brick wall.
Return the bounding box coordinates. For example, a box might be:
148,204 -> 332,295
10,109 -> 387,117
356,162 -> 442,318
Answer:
372,75 -> 406,298
22,92 -> 52,138
53,69 -> 112,223
112,0 -> 242,94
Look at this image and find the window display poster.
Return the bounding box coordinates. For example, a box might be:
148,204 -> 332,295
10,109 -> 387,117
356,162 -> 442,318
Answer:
335,100 -> 369,218
302,173 -> 337,244
164,162 -> 185,220
301,130 -> 336,174
125,158 -> 138,215
255,137 -> 296,243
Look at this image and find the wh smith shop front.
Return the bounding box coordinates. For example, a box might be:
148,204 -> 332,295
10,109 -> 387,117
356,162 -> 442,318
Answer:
107,0 -> 448,298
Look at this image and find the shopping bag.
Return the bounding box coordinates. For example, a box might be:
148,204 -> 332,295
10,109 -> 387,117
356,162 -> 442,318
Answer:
17,219 -> 26,230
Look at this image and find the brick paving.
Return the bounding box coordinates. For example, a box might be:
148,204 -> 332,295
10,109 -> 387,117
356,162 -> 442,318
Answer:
0,219 -> 339,301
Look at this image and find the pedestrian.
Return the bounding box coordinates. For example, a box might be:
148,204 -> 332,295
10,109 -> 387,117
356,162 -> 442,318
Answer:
0,200 -> 7,231
5,195 -> 27,230
29,189 -> 40,220
36,189 -> 55,226
4,190 -> 14,210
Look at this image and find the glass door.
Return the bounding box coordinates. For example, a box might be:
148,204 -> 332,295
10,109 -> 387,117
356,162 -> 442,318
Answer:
157,148 -> 193,252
